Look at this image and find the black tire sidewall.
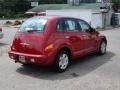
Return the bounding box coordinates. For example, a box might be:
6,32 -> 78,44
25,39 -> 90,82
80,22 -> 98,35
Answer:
54,50 -> 70,72
99,41 -> 106,55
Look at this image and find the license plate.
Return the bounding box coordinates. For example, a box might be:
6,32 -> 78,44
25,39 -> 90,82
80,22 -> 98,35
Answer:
19,56 -> 25,63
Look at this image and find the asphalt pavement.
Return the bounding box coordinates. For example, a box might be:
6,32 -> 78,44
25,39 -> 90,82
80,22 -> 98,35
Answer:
0,27 -> 120,90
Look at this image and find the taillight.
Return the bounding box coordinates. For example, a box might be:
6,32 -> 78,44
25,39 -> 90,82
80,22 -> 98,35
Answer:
0,28 -> 2,32
45,44 -> 54,52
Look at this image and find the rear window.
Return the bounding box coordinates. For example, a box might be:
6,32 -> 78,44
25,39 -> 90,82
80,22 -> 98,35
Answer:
19,18 -> 47,32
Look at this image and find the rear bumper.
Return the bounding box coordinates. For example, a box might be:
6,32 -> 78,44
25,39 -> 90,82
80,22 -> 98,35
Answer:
0,33 -> 4,39
8,51 -> 48,65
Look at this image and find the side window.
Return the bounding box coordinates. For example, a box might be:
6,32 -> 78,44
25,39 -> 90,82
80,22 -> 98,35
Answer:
78,20 -> 90,32
57,19 -> 65,32
65,19 -> 79,32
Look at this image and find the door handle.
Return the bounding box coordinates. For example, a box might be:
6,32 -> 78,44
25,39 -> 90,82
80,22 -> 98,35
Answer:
82,35 -> 90,39
65,36 -> 70,39
82,35 -> 87,37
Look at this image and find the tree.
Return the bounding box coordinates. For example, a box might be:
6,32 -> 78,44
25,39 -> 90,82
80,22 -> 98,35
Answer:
39,0 -> 67,4
0,0 -> 67,18
111,0 -> 120,3
14,0 -> 31,13
111,0 -> 120,12
0,0 -> 31,18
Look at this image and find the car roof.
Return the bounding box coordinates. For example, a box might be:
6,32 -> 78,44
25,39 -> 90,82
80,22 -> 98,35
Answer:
32,15 -> 78,20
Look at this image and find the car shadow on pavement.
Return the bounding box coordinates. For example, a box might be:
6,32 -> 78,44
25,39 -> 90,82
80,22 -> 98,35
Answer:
16,51 -> 115,80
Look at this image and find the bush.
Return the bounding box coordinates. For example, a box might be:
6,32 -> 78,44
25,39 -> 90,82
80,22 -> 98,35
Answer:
13,20 -> 22,25
14,13 -> 25,18
5,21 -> 13,25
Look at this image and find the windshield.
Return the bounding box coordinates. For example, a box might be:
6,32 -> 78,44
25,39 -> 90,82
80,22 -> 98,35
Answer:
19,18 -> 47,32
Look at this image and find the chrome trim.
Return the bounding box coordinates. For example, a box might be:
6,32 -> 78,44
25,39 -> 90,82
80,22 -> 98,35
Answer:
20,43 -> 30,46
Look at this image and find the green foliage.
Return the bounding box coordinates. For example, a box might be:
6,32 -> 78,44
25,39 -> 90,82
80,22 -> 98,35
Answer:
0,0 -> 67,18
111,0 -> 120,12
13,20 -> 22,25
111,0 -> 120,4
39,0 -> 67,4
5,21 -> 13,25
0,0 -> 31,18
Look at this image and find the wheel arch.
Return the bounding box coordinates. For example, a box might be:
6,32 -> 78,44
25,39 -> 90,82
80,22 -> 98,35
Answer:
54,46 -> 73,64
100,36 -> 107,45
58,47 -> 72,58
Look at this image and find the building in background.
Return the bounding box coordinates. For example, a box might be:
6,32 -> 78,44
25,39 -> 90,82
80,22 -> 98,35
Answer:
26,1 -> 112,29
67,0 -> 97,4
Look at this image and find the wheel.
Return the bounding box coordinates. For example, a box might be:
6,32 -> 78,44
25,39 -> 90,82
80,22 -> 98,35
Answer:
22,63 -> 30,67
54,50 -> 70,72
98,41 -> 107,55
21,63 -> 31,67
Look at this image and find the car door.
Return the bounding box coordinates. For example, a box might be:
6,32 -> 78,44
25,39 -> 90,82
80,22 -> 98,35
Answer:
78,20 -> 97,53
64,18 -> 85,57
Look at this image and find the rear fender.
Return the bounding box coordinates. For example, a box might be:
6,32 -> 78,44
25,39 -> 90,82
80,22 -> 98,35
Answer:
45,42 -> 73,65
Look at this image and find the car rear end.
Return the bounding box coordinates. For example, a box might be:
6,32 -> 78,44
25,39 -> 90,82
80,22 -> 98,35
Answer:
8,17 -> 50,65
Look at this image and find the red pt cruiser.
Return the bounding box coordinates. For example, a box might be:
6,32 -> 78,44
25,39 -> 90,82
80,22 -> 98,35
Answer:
8,16 -> 107,72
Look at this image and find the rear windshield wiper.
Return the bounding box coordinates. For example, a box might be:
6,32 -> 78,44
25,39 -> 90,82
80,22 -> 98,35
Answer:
27,30 -> 41,32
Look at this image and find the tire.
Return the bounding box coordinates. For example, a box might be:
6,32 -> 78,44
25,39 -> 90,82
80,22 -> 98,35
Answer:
22,63 -> 30,67
21,62 -> 31,67
54,50 -> 70,72
98,41 -> 107,55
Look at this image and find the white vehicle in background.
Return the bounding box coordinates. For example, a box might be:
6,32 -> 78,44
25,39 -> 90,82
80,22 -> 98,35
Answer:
0,28 -> 3,39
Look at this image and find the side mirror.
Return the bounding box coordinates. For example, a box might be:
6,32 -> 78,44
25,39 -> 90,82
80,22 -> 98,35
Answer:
89,27 -> 96,32
90,27 -> 99,34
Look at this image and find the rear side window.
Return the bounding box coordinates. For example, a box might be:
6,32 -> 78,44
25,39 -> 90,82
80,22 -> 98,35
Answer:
19,18 -> 47,32
65,19 -> 79,32
78,20 -> 90,32
57,19 -> 65,32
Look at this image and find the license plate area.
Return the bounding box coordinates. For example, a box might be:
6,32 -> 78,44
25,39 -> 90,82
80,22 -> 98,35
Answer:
19,56 -> 25,63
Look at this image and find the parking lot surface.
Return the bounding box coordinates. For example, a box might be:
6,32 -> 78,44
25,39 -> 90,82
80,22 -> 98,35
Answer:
0,27 -> 120,90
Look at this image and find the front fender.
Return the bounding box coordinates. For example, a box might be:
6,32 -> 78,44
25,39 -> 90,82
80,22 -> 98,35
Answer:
99,35 -> 107,44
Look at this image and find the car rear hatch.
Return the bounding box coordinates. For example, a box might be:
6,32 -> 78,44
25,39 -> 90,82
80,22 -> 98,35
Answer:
12,33 -> 45,55
11,17 -> 47,55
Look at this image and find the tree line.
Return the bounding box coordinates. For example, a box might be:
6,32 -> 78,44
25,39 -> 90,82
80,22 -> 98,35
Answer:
39,0 -> 67,4
0,0 -> 119,18
0,0 -> 31,18
0,0 -> 67,18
